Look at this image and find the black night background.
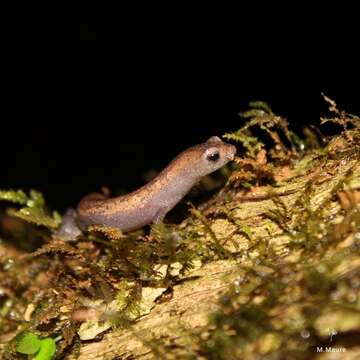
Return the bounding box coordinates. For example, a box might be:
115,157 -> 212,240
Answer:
2,2 -> 356,211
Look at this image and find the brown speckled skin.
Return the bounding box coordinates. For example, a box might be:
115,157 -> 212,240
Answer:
58,136 -> 236,237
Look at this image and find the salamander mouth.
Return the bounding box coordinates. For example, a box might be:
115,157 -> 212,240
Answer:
227,145 -> 237,160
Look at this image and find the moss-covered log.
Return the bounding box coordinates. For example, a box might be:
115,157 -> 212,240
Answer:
69,136 -> 360,359
1,100 -> 360,359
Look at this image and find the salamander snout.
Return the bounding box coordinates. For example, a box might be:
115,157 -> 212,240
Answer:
196,136 -> 237,177
204,136 -> 237,163
226,144 -> 237,160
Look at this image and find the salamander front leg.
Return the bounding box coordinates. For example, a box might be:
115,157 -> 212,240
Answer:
55,208 -> 83,241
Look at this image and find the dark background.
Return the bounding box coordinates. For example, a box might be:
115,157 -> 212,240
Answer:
2,2 -> 357,210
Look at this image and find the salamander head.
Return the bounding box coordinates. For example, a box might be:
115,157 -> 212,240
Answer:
185,136 -> 237,178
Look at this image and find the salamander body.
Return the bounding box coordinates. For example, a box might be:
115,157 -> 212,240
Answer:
57,136 -> 236,239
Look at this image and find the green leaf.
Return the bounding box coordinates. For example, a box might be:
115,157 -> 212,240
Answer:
15,331 -> 41,355
34,338 -> 56,360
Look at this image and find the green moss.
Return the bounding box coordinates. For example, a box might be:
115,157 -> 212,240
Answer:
1,97 -> 360,359
0,189 -> 28,204
182,99 -> 360,359
0,189 -> 61,229
138,97 -> 360,359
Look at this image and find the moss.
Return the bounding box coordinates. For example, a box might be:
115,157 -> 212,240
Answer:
177,99 -> 360,360
0,189 -> 61,229
1,97 -> 360,359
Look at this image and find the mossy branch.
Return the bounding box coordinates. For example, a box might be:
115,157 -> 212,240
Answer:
65,101 -> 360,359
2,98 -> 360,359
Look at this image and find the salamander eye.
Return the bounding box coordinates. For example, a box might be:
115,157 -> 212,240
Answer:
206,151 -> 220,162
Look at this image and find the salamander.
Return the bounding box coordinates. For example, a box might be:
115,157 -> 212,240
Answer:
56,136 -> 236,239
